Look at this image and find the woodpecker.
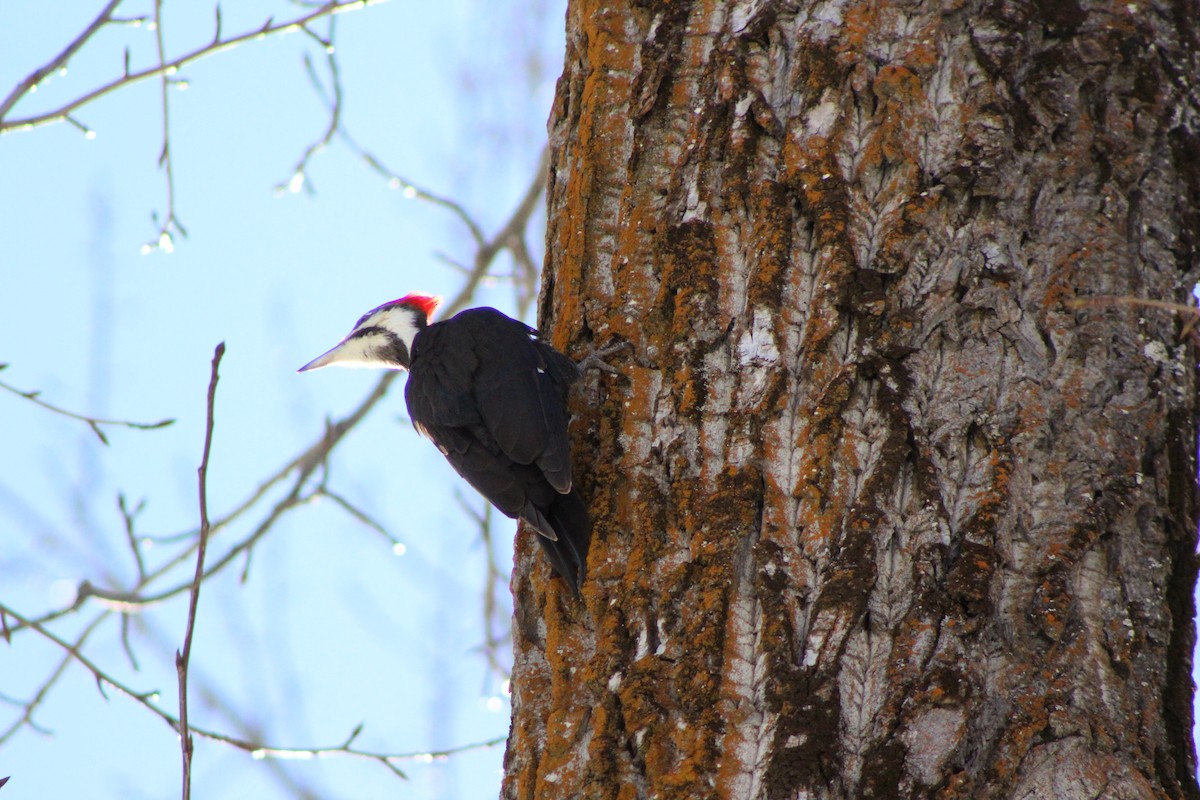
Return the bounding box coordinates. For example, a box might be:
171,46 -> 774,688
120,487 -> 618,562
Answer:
299,294 -> 590,594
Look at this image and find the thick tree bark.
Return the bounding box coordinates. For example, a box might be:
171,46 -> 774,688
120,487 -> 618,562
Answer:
505,1 -> 1200,798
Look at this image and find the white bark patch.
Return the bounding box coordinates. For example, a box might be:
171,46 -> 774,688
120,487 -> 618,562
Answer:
721,223 -> 750,318
718,538 -> 775,800
681,175 -> 708,223
702,347 -> 737,477
634,618 -> 651,660
800,604 -> 853,667
804,96 -> 840,139
923,46 -> 975,179
619,368 -> 663,470
645,11 -> 663,43
736,309 -> 782,409
870,464 -> 945,633
900,707 -> 967,786
1142,339 -> 1187,376
804,0 -> 847,43
1076,548 -> 1129,721
729,0 -> 769,33
837,625 -> 891,793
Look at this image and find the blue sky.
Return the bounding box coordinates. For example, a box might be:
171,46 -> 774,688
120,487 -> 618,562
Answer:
0,1 -> 563,797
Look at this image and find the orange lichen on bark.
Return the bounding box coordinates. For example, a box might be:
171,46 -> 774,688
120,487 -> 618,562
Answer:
989,674 -> 1066,786
838,2 -> 877,61
578,11 -> 635,158
873,64 -> 926,155
744,181 -> 793,308
901,25 -> 941,75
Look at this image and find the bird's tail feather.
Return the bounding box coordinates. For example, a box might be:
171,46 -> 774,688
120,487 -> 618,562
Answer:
536,489 -> 591,596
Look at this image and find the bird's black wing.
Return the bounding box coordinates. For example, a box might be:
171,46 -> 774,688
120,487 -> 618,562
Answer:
476,321 -> 580,493
404,307 -> 580,523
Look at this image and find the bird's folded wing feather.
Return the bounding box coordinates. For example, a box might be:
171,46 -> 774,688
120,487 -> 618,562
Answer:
405,310 -> 579,494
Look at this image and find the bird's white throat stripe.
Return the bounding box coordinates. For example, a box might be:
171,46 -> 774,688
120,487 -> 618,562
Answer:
363,305 -> 421,353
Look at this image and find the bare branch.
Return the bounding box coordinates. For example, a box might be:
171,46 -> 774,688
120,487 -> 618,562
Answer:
276,22 -> 342,196
280,33 -> 490,250
312,486 -> 400,547
177,342 -> 224,800
0,369 -> 174,444
444,145 -> 549,314
0,0 -> 390,135
507,231 -> 540,315
64,115 -> 97,139
1066,294 -> 1200,317
0,0 -> 123,123
1066,294 -> 1200,340
117,493 -> 148,582
339,130 -> 489,248
119,613 -> 141,671
57,374 -> 398,618
144,0 -> 186,255
0,611 -> 111,746
278,14 -> 547,309
248,731 -> 508,777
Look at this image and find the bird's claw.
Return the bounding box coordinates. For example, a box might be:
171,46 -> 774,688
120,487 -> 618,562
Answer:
577,341 -> 630,375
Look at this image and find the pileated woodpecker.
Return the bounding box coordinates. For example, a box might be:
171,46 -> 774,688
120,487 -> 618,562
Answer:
299,294 -> 590,594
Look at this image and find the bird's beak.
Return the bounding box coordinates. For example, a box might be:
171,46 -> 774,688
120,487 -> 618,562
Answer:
297,341 -> 347,373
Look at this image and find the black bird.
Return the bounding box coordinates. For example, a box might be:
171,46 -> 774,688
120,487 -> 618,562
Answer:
299,294 -> 589,593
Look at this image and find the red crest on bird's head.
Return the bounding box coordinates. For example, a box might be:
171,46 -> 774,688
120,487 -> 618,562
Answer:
395,293 -> 441,322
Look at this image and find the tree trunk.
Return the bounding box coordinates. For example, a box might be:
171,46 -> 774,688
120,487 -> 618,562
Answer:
505,2 -> 1200,798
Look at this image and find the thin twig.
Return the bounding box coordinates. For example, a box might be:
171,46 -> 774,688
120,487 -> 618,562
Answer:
0,369 -> 174,445
0,611 -> 110,746
62,387 -> 393,614
447,145 -> 549,313
117,493 -> 148,582
119,613 -> 141,671
1066,295 -> 1200,316
248,732 -> 508,775
177,342 -> 225,800
278,18 -> 546,303
339,128 -> 488,247
313,486 -> 399,546
145,0 -> 186,255
0,604 -> 158,710
508,231 -> 539,315
0,0 -> 390,135
0,0 -> 123,123
1067,294 -> 1200,339
277,20 -> 341,196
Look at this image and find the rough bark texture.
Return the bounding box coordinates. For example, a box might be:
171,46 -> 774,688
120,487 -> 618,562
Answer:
504,1 -> 1200,798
